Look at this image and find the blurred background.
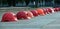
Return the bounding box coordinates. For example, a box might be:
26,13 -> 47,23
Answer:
0,0 -> 60,29
0,0 -> 60,7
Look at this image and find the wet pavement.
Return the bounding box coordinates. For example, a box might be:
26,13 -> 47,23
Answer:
0,7 -> 60,29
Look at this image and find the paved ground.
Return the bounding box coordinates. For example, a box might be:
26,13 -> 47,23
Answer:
0,7 -> 60,29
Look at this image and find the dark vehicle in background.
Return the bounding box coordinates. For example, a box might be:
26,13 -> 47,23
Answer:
0,0 -> 60,7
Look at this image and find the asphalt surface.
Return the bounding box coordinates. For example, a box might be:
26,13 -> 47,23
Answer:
0,7 -> 60,29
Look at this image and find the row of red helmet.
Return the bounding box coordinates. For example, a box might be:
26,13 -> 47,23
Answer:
1,7 -> 60,22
